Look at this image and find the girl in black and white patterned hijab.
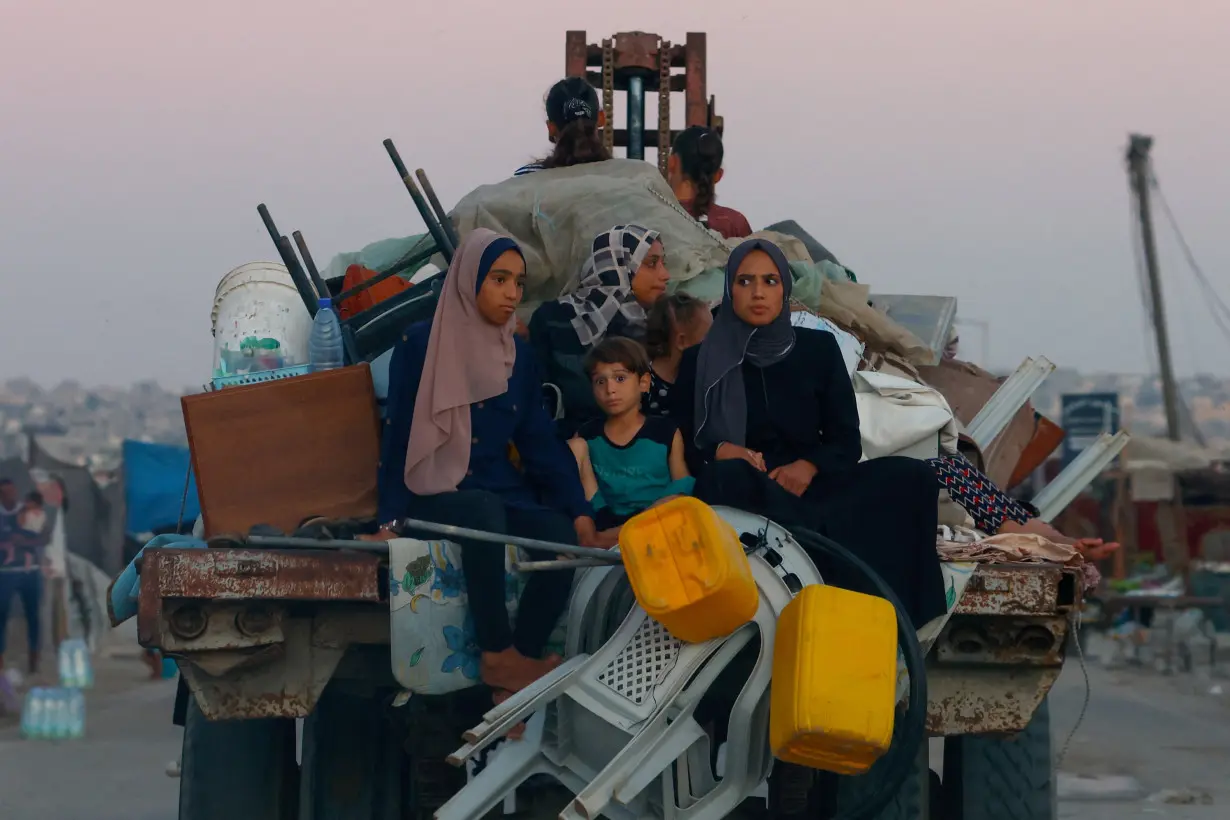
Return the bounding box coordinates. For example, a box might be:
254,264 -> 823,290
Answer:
560,224 -> 671,348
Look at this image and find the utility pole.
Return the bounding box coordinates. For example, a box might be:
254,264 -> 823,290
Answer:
1126,134 -> 1182,442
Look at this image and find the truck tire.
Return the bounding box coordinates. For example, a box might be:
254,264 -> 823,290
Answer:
298,686 -> 405,820
178,698 -> 299,820
833,741 -> 931,820
941,697 -> 1056,820
405,687 -> 490,820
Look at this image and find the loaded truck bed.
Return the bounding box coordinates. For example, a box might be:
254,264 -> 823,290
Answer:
137,545 -> 1080,735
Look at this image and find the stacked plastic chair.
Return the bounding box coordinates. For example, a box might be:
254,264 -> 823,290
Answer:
436,509 -> 822,820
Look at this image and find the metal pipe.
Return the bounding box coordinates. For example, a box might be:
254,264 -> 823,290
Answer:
245,535 -> 390,553
257,204 -> 318,316
278,236 -> 321,318
626,74 -> 646,160
514,558 -> 614,572
383,139 -> 455,262
395,518 -> 621,563
292,230 -> 331,302
415,169 -> 461,250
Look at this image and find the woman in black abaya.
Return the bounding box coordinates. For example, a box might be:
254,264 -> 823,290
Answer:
669,239 -> 947,628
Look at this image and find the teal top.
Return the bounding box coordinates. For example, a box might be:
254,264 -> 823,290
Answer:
580,416 -> 695,517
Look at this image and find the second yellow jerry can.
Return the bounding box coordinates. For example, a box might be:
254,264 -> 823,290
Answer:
769,583 -> 898,774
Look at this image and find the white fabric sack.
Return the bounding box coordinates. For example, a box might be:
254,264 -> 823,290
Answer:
451,159 -> 821,311
789,312 -> 865,376
854,371 -> 959,460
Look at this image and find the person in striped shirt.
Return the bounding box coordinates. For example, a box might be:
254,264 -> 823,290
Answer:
513,77 -> 610,178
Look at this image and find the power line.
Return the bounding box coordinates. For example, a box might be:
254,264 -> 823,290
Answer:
1143,169 -> 1215,445
1150,171 -> 1230,345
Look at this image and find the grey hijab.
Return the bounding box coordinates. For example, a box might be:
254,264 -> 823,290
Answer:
693,238 -> 796,449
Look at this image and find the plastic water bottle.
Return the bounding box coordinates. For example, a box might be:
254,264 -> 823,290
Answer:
37,689 -> 55,739
58,643 -> 70,687
50,690 -> 68,739
21,688 -> 43,738
67,689 -> 85,739
308,297 -> 345,372
58,639 -> 93,689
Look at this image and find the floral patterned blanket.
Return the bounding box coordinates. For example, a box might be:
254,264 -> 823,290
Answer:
389,538 -> 569,695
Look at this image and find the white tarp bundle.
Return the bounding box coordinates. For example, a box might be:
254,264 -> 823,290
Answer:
320,159 -> 931,361
450,158 -> 822,310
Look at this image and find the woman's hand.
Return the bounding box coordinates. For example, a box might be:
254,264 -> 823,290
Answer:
769,459 -> 818,497
574,516 -> 601,548
716,442 -> 766,472
1074,538 -> 1121,561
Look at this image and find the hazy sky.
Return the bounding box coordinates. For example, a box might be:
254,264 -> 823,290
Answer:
2,0 -> 1227,386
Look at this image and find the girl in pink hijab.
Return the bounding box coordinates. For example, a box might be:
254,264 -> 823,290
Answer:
376,228 -> 598,697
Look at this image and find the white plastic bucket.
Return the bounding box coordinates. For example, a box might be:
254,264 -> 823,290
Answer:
211,261 -> 313,378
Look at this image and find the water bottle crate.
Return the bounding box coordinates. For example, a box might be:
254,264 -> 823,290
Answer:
211,364 -> 312,391
20,687 -> 86,740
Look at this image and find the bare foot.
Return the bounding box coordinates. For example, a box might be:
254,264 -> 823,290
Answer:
492,689 -> 525,740
141,651 -> 162,680
480,649 -> 562,693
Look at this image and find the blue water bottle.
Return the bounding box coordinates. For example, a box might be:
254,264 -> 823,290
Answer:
308,297 -> 345,372
37,689 -> 55,739
21,688 -> 42,738
58,638 -> 92,689
67,689 -> 85,739
58,641 -> 72,687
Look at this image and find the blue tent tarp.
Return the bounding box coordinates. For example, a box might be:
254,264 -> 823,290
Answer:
123,439 -> 199,534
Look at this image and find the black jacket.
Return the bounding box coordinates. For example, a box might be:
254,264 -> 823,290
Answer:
670,327 -> 862,479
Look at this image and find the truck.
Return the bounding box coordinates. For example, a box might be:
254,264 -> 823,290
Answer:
131,29 -> 1119,820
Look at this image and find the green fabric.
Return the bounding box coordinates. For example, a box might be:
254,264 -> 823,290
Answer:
586,432 -> 694,517
320,233 -> 439,282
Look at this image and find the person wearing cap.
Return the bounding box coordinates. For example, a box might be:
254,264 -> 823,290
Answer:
513,77 -> 611,177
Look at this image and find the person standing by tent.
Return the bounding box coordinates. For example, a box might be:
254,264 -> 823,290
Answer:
0,478 -> 45,676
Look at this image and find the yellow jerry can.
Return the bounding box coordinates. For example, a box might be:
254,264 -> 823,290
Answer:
619,497 -> 758,643
769,583 -> 897,774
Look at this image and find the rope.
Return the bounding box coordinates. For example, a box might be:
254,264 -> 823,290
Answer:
1150,171 -> 1230,345
1053,610 -> 1091,771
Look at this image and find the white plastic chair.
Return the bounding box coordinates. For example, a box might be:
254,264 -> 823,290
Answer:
438,508 -> 823,820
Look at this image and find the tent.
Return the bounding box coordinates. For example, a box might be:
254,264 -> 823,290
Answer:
29,438 -> 116,574
121,439 -> 199,536
0,457 -> 35,496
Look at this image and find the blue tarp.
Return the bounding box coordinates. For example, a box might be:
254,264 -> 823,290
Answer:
122,439 -> 200,535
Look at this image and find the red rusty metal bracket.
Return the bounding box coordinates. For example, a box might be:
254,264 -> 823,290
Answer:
152,547 -> 383,601
136,547 -> 382,648
953,564 -> 1079,616
684,33 -> 708,129
612,31 -> 660,73
565,30 -> 588,77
